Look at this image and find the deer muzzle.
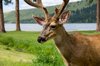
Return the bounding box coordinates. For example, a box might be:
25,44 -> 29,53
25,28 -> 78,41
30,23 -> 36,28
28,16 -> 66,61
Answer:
37,36 -> 47,43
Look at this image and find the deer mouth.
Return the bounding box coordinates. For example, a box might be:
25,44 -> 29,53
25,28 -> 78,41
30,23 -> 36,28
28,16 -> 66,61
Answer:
37,36 -> 47,43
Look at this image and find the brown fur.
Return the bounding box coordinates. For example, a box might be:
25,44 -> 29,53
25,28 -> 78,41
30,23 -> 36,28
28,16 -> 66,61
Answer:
54,26 -> 100,66
24,0 -> 100,65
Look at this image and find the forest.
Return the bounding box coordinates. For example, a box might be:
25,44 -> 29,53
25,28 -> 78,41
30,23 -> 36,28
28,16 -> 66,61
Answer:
4,0 -> 96,23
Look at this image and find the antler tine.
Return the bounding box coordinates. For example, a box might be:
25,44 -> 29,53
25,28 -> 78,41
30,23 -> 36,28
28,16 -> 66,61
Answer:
53,0 -> 69,20
24,0 -> 49,20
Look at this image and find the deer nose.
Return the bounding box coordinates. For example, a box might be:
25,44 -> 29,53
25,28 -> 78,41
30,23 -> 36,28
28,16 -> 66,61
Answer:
37,36 -> 47,43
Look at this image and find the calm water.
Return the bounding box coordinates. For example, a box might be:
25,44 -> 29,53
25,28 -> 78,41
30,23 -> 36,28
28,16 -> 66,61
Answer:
5,23 -> 96,31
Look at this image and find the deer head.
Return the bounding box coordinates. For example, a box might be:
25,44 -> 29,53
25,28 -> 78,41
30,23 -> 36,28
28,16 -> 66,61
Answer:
24,0 -> 70,43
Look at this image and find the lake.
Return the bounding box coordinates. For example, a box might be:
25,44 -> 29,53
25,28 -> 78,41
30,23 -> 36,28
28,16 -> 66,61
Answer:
5,23 -> 96,31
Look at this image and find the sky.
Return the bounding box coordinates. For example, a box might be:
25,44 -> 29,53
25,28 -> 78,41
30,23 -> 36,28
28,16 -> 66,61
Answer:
3,0 -> 81,12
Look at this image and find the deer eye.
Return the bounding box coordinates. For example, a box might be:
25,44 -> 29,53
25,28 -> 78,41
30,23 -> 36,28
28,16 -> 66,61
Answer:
50,25 -> 56,29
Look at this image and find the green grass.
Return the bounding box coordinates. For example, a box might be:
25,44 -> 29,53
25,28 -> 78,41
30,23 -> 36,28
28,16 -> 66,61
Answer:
0,60 -> 33,66
0,45 -> 34,66
0,31 -> 65,66
0,31 -> 100,66
79,30 -> 100,35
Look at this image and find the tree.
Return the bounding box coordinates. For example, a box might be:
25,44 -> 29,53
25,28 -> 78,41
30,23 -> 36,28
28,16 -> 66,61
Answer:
0,0 -> 5,32
15,0 -> 21,31
0,0 -> 12,32
87,0 -> 100,31
96,0 -> 100,31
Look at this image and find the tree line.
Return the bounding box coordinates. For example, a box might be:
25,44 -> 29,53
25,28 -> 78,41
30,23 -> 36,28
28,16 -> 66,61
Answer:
69,0 -> 100,31
69,4 -> 96,23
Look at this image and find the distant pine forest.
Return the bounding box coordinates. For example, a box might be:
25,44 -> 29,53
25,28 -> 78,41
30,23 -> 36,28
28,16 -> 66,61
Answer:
4,0 -> 96,23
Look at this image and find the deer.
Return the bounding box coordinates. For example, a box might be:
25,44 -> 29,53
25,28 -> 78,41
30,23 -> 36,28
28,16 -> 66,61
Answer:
24,0 -> 100,66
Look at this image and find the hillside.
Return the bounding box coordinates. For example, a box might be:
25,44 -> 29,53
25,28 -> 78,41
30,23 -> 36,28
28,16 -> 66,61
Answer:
4,0 -> 96,23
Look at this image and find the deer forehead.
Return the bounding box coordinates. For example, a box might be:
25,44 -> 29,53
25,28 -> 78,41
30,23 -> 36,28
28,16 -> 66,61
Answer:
44,21 -> 56,27
45,19 -> 57,25
50,22 -> 57,25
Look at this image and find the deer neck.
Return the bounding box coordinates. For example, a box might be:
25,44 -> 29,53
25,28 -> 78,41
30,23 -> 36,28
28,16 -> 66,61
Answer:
54,25 -> 75,61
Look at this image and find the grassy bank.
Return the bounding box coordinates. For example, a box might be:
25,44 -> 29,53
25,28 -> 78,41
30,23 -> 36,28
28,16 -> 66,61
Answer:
0,31 -> 65,66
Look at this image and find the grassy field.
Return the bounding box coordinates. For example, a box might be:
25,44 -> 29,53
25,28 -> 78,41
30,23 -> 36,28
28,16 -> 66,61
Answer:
0,31 -> 100,66
79,31 -> 100,35
0,31 -> 65,66
0,45 -> 34,66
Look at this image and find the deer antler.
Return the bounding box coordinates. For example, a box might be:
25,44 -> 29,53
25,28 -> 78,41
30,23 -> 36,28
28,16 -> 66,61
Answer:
53,0 -> 69,20
24,0 -> 49,21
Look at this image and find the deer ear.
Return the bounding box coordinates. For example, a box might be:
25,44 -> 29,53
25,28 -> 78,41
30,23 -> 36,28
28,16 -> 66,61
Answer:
33,16 -> 45,25
59,11 -> 71,24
